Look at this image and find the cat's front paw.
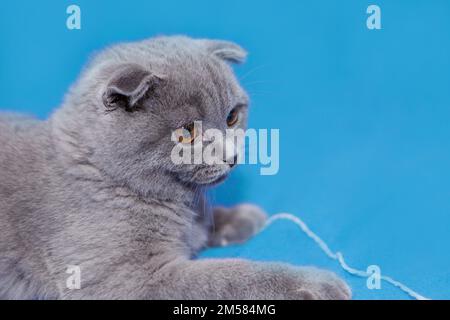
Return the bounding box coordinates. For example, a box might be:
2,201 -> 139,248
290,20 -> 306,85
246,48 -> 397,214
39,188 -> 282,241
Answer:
287,267 -> 351,300
210,204 -> 267,247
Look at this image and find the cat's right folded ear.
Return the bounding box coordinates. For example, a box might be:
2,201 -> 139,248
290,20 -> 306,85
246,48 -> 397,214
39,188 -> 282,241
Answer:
199,39 -> 248,64
102,64 -> 164,112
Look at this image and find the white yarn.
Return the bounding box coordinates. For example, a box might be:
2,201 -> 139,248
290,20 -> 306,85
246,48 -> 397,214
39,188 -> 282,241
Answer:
264,213 -> 429,300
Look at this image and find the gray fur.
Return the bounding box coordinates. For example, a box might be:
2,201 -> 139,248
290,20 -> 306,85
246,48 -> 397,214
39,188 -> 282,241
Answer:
0,36 -> 351,300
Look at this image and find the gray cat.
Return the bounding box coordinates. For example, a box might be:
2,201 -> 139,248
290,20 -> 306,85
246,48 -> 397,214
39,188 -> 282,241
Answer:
0,36 -> 351,299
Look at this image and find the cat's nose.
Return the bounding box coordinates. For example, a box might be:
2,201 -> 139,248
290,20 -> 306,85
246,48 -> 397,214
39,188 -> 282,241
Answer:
227,155 -> 238,168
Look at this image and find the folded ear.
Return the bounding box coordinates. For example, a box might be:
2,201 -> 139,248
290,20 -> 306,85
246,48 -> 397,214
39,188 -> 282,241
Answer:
102,64 -> 163,112
201,39 -> 247,64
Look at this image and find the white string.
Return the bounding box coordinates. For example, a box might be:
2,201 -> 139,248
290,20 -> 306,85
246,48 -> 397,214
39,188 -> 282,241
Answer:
263,213 -> 430,300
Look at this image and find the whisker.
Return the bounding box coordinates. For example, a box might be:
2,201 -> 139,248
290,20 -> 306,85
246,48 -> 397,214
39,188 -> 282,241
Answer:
243,80 -> 274,87
238,64 -> 268,82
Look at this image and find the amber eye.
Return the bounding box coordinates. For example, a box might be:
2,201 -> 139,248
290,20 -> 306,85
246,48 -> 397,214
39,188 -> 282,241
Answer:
227,108 -> 239,127
175,122 -> 198,144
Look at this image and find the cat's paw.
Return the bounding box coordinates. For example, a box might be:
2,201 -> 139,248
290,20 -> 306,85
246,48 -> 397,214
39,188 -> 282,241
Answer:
287,267 -> 352,300
209,204 -> 267,247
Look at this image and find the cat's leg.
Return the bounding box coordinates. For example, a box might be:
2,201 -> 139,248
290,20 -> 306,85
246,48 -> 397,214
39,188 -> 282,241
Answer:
208,204 -> 267,247
151,258 -> 351,300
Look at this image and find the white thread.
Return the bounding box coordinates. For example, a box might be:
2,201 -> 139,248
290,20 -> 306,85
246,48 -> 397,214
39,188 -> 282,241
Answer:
263,213 -> 429,300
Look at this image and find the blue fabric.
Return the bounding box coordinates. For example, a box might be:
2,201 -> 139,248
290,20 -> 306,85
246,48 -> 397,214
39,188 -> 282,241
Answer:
1,0 -> 449,300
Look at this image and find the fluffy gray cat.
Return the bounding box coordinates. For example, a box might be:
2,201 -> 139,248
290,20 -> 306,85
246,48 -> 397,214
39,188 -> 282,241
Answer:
0,36 -> 351,299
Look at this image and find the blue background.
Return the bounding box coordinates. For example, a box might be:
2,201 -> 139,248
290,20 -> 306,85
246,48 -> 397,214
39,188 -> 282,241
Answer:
1,0 -> 449,299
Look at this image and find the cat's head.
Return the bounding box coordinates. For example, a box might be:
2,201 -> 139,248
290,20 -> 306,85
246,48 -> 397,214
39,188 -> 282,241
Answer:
56,36 -> 249,199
